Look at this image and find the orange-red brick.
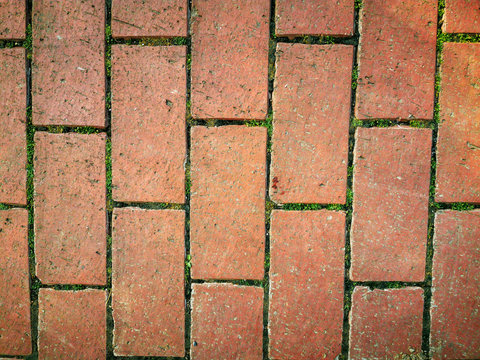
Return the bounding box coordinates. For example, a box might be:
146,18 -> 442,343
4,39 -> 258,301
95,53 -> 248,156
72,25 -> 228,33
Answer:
0,0 -> 25,39
443,0 -> 480,33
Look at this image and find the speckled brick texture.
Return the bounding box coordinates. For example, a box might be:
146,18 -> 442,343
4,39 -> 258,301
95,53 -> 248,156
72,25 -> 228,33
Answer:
269,210 -> 345,360
0,0 -> 25,39
443,0 -> 480,33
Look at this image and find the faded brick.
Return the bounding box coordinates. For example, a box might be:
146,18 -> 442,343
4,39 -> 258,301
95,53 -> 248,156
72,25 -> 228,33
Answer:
443,0 -> 480,33
0,0 -> 25,39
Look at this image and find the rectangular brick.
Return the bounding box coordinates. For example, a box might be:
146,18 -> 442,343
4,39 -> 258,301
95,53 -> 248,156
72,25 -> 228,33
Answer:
111,45 -> 186,203
275,0 -> 354,36
0,209 -> 31,355
269,210 -> 345,360
190,126 -> 267,280
112,208 -> 185,356
0,0 -> 25,39
32,0 -> 105,127
436,43 -> 480,203
349,287 -> 424,359
270,44 -> 353,204
38,289 -> 106,360
351,127 -> 432,281
191,0 -> 269,120
191,283 -> 263,360
0,48 -> 26,205
355,0 -> 437,120
430,210 -> 480,360
34,132 -> 106,285
443,0 -> 480,33
112,0 -> 187,37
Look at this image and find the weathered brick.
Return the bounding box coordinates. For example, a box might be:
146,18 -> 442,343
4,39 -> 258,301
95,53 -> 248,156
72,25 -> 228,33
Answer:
275,0 -> 354,36
34,132 -> 106,285
0,48 -> 26,205
32,0 -> 105,127
190,126 -> 267,280
38,289 -> 106,360
112,208 -> 185,356
355,0 -> 437,120
269,210 -> 345,360
443,0 -> 480,33
112,0 -> 187,38
436,43 -> 480,203
351,127 -> 431,281
0,0 -> 25,39
111,45 -> 186,203
0,209 -> 31,356
349,287 -> 424,359
191,283 -> 263,360
191,0 -> 269,119
270,44 -> 353,204
430,210 -> 480,359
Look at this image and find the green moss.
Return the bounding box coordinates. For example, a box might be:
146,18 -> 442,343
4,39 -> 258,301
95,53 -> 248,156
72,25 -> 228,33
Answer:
24,24 -> 33,59
449,203 -> 476,211
105,138 -> 113,212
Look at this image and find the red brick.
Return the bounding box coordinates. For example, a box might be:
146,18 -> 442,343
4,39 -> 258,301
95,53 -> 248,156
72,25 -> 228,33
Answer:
0,48 -> 26,205
351,127 -> 432,281
38,289 -> 106,360
349,287 -> 424,359
112,0 -> 187,38
355,0 -> 437,120
191,0 -> 269,120
436,43 -> 480,203
32,0 -> 105,127
34,132 -> 106,285
112,208 -> 185,356
190,126 -> 267,280
275,0 -> 354,36
270,44 -> 353,204
191,283 -> 263,360
430,210 -> 480,359
0,209 -> 31,355
443,0 -> 480,33
111,45 -> 186,203
269,210 -> 345,360
0,0 -> 25,39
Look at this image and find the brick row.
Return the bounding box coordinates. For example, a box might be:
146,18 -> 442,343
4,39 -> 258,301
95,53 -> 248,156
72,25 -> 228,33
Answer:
0,0 -> 25,39
443,0 -> 480,33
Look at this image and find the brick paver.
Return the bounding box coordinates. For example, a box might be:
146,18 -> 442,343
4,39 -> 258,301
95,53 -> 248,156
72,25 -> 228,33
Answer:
38,289 -> 106,360
355,0 -> 437,120
349,287 -> 424,359
0,209 -> 31,356
112,208 -> 185,356
190,283 -> 263,360
443,0 -> 480,33
0,48 -> 26,205
34,132 -> 106,285
32,0 -> 105,127
430,210 -> 480,359
0,0 -> 25,39
191,0 -> 269,120
111,45 -> 186,203
112,0 -> 187,38
275,0 -> 354,36
351,127 -> 432,281
270,43 -> 353,204
269,210 -> 345,360
190,126 -> 267,280
436,43 -> 480,203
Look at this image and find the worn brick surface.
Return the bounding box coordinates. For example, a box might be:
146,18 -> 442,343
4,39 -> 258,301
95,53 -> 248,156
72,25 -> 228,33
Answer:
0,209 -> 31,356
190,126 -> 267,280
34,132 -> 106,285
0,48 -> 26,205
436,43 -> 480,203
112,208 -> 185,356
351,127 -> 432,281
430,210 -> 480,359
355,0 -> 437,120
191,283 -> 263,360
269,210 -> 345,360
32,0 -> 105,127
270,44 -> 353,204
112,0 -> 187,38
0,0 -> 25,39
38,289 -> 106,360
349,287 -> 424,359
112,45 -> 186,203
275,0 -> 354,36
443,0 -> 480,33
191,0 -> 269,120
